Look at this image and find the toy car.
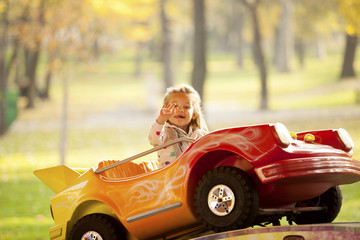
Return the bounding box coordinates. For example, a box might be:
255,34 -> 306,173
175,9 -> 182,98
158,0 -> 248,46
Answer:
34,123 -> 360,240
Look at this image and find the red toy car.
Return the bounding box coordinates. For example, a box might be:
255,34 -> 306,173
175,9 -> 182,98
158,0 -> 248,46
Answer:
34,123 -> 360,240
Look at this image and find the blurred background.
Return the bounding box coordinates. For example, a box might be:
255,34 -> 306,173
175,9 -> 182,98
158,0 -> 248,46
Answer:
0,0 -> 359,239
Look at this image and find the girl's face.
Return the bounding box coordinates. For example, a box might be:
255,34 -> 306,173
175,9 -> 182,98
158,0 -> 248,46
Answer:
167,93 -> 194,132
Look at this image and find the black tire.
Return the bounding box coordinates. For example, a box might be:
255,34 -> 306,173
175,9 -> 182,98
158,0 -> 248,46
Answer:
294,186 -> 342,225
195,167 -> 259,232
69,214 -> 125,240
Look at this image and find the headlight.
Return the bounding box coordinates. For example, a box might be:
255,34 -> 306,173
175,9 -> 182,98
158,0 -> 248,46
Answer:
304,133 -> 315,143
290,131 -> 297,140
336,128 -> 354,152
274,123 -> 292,148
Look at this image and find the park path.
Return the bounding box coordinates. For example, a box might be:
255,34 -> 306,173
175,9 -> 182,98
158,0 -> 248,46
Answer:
9,77 -> 360,132
10,101 -> 360,133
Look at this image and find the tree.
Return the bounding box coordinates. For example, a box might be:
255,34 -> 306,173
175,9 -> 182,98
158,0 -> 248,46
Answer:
340,32 -> 357,79
16,0 -> 47,109
160,0 -> 173,89
191,0 -> 207,101
2,0 -> 80,108
39,48 -> 58,99
233,1 -> 246,68
293,0 -> 337,69
240,0 -> 268,110
96,0 -> 156,79
0,0 -> 9,136
336,0 -> 360,79
273,0 -> 294,73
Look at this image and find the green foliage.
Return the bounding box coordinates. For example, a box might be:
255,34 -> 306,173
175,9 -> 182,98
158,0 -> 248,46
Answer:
0,90 -> 18,128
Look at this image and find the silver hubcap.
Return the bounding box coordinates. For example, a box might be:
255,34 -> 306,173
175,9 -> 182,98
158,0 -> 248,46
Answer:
208,184 -> 235,216
81,231 -> 103,240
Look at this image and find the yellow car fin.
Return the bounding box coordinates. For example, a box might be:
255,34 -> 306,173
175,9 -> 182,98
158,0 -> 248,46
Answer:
34,165 -> 80,194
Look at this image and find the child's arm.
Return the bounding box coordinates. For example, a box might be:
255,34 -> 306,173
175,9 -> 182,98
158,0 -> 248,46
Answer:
148,121 -> 164,147
148,104 -> 176,147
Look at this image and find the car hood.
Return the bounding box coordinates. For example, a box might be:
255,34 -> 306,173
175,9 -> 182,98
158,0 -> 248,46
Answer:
286,140 -> 352,159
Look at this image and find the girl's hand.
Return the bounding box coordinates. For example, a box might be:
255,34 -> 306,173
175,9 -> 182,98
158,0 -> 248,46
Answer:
156,104 -> 175,124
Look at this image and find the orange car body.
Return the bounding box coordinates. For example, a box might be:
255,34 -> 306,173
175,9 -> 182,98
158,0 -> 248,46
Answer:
34,123 -> 360,240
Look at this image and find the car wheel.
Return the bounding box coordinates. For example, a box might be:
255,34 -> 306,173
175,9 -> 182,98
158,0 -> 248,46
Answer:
195,166 -> 259,232
69,214 -> 125,240
294,186 -> 342,225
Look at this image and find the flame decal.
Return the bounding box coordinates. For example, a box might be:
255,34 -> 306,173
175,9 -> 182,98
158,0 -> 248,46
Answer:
125,165 -> 187,209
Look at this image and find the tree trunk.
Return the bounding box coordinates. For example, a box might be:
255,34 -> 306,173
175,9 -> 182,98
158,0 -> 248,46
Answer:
59,66 -> 68,165
252,11 -> 268,110
314,37 -> 327,60
5,38 -> 20,81
340,33 -> 358,79
134,41 -> 143,78
39,51 -> 57,99
273,26 -> 280,66
0,4 -> 9,136
274,0 -> 293,73
191,0 -> 207,101
240,0 -> 268,110
24,48 -> 40,108
40,65 -> 52,100
160,0 -> 173,90
295,37 -> 305,69
23,0 -> 46,108
233,0 -> 245,68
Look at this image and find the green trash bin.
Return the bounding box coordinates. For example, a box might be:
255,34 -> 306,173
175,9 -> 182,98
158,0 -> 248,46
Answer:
0,90 -> 18,128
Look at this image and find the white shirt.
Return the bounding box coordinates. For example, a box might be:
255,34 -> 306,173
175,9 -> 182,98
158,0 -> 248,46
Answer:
148,121 -> 207,167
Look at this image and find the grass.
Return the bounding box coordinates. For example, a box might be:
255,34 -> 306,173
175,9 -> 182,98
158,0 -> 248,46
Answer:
1,50 -> 360,239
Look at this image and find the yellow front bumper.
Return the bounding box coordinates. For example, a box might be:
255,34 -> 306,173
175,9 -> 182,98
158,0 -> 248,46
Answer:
49,223 -> 67,240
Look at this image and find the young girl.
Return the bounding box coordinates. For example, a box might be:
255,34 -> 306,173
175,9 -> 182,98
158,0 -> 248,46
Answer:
148,84 -> 208,167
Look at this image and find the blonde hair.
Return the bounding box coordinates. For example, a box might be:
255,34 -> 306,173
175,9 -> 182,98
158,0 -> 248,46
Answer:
163,84 -> 208,132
